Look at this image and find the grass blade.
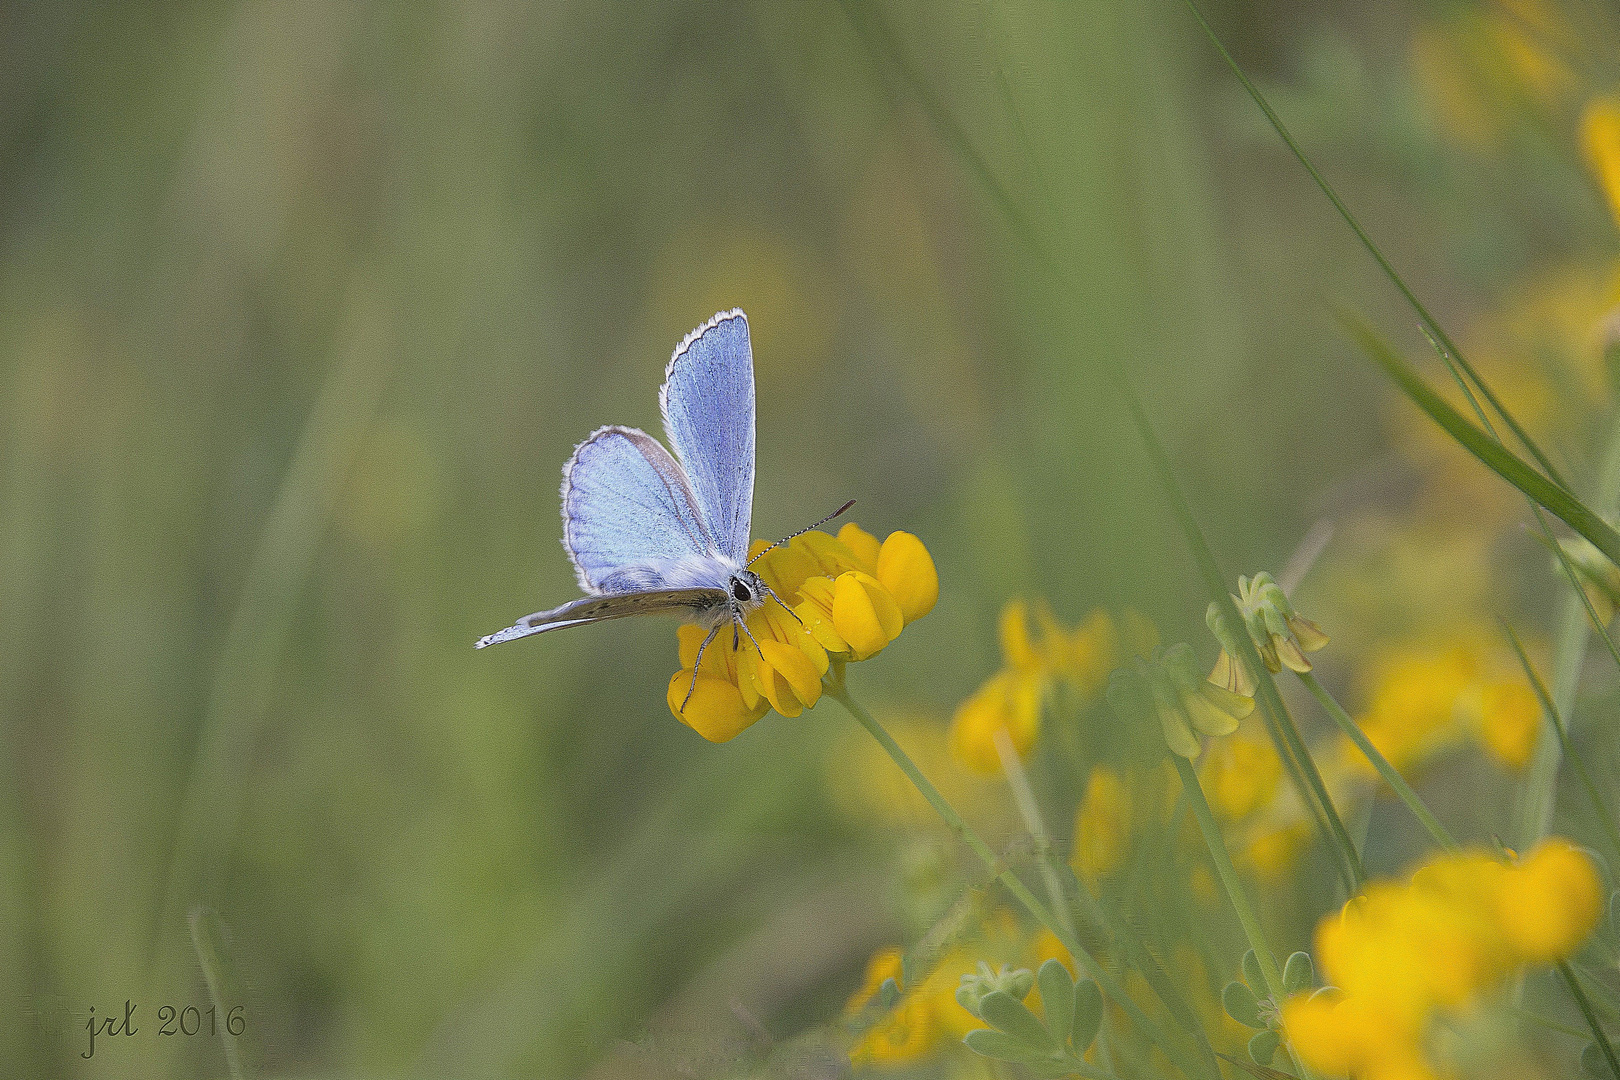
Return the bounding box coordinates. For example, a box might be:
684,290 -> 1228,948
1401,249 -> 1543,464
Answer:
1338,312 -> 1620,567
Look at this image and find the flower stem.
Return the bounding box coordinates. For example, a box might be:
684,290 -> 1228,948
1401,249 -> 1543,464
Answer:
1560,961 -> 1620,1080
1296,671 -> 1459,853
991,728 -> 1079,946
824,678 -> 1212,1080
1171,754 -> 1318,1080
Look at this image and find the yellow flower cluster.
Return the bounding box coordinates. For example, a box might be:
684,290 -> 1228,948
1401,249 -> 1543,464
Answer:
1347,644 -> 1541,773
949,602 -> 1144,775
845,916 -> 1072,1067
667,523 -> 938,742
1284,840 -> 1603,1080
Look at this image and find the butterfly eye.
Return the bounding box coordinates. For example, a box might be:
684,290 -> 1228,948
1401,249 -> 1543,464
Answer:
732,579 -> 752,603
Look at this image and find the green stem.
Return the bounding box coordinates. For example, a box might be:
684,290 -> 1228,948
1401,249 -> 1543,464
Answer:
1502,625 -> 1620,870
1172,755 -> 1318,1080
824,677 -> 1211,1080
1296,671 -> 1459,853
992,728 -> 1080,948
1560,961 -> 1620,1080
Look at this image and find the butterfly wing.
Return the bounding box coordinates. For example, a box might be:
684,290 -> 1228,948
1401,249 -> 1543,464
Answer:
561,424 -> 731,594
475,587 -> 727,648
659,309 -> 755,565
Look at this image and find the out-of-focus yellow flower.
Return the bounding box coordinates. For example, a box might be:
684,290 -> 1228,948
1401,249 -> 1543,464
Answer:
849,913 -> 1063,1068
1584,96 -> 1620,231
1410,1 -> 1574,152
1072,766 -> 1132,885
1207,572 -> 1329,696
825,711 -> 1006,834
1342,642 -> 1548,775
1243,822 -> 1313,884
1200,730 -> 1283,821
1283,839 -> 1601,1079
668,523 -> 937,741
949,601 -> 1132,775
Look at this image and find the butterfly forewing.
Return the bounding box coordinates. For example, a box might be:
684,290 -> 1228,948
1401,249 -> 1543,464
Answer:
659,310 -> 756,565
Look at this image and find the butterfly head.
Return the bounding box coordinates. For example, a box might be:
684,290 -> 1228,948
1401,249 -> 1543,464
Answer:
728,569 -> 765,610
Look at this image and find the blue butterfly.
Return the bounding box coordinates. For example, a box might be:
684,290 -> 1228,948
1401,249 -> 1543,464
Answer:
476,310 -> 848,698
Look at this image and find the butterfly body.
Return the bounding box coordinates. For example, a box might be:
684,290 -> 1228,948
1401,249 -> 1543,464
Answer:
476,310 -> 768,652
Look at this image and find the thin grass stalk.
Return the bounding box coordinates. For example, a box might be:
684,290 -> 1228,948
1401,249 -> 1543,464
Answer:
1501,625 -> 1620,868
1171,755 -> 1318,1080
1560,961 -> 1620,1080
1296,671 -> 1460,853
1177,0 -> 1569,492
1520,417 -> 1620,846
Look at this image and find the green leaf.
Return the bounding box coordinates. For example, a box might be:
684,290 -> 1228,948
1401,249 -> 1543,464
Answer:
1340,312 -> 1620,569
1029,1058 -> 1083,1079
1609,891 -> 1620,940
963,1028 -> 1047,1064
1282,952 -> 1313,997
1584,1042 -> 1618,1078
1037,959 -> 1075,1049
977,990 -> 1058,1054
1242,950 -> 1265,992
1224,981 -> 1263,1029
1249,1029 -> 1281,1066
1072,978 -> 1103,1051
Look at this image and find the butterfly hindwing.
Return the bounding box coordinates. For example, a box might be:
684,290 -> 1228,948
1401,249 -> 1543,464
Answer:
660,309 -> 756,565
561,425 -> 725,593
474,587 -> 729,648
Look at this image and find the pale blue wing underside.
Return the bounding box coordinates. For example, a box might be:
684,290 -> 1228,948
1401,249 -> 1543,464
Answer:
561,425 -> 730,594
659,309 -> 756,564
475,587 -> 727,648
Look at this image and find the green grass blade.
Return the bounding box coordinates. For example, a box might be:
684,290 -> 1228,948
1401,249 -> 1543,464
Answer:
1501,624 -> 1620,869
1178,0 -> 1570,492
1339,312 -> 1620,567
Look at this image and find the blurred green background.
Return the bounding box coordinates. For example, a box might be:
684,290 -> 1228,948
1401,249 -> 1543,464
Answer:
4,1 -> 1616,1077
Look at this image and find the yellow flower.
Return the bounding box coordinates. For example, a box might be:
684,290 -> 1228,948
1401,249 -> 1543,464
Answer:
1072,766 -> 1132,885
667,523 -> 937,741
1584,96 -> 1620,232
948,601 -> 1127,775
1493,838 -> 1603,964
1472,681 -> 1540,771
1199,730 -> 1282,821
949,669 -> 1041,774
1283,839 -> 1601,1079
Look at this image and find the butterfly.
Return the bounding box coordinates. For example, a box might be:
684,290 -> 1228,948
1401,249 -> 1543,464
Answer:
475,309 -> 850,704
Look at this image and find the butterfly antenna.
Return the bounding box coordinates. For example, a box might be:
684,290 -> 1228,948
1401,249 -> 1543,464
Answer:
745,500 -> 856,568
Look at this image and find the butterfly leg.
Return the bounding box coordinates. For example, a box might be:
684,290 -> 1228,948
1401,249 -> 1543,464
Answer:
680,624 -> 723,712
757,581 -> 805,627
734,611 -> 767,660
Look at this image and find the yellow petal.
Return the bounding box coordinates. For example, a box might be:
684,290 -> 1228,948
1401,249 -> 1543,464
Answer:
1183,687 -> 1241,738
837,521 -> 881,571
833,572 -> 902,660
998,599 -> 1040,671
1476,681 -> 1539,770
1274,633 -> 1313,674
667,670 -> 768,742
1288,613 -> 1330,653
1209,649 -> 1256,697
758,637 -> 822,710
794,579 -> 849,653
875,530 -> 939,624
